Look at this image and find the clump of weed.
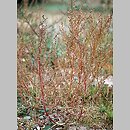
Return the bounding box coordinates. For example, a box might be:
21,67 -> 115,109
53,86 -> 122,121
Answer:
17,2 -> 113,129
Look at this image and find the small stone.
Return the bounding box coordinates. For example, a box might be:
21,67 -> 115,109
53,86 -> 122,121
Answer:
22,58 -> 25,62
56,127 -> 63,130
36,126 -> 40,130
39,115 -> 46,120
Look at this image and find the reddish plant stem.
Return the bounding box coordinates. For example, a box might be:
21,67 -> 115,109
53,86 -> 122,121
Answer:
83,74 -> 87,93
70,53 -> 74,91
78,105 -> 85,122
78,45 -> 83,85
37,47 -> 56,124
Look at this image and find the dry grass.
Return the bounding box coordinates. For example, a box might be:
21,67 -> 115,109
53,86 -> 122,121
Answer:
17,3 -> 113,129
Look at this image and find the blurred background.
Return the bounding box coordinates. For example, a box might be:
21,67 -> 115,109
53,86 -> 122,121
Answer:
17,0 -> 113,34
17,0 -> 113,12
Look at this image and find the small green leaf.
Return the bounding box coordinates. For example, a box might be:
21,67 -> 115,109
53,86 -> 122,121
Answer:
99,104 -> 106,113
44,125 -> 51,130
